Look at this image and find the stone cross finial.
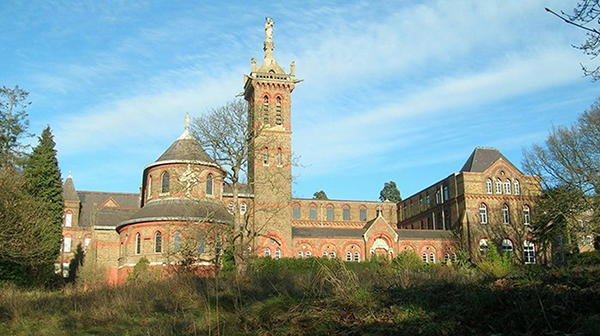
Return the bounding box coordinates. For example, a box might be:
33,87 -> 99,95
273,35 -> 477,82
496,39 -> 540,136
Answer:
290,61 -> 295,76
185,112 -> 190,131
68,171 -> 72,179
251,58 -> 257,72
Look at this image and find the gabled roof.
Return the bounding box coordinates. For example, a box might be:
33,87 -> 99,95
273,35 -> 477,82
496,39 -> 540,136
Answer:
292,227 -> 364,238
77,191 -> 140,227
223,183 -> 254,197
62,176 -> 80,202
460,147 -> 522,174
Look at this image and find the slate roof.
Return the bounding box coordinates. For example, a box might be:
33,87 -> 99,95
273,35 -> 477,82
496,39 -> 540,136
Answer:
77,191 -> 140,227
62,177 -> 80,202
395,230 -> 454,240
292,227 -> 364,238
155,135 -> 214,164
118,198 -> 232,229
460,147 -> 522,173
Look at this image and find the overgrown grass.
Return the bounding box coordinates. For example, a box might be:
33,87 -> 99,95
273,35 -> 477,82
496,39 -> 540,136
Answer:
1,258 -> 599,335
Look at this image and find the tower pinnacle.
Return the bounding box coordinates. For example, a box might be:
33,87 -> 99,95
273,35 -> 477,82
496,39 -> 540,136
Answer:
264,17 -> 274,59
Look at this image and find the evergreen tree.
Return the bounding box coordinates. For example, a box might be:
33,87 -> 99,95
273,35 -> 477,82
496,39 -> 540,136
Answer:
379,181 -> 402,203
22,126 -> 63,264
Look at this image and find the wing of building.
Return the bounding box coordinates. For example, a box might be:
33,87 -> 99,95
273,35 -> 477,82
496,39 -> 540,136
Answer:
58,20 -> 541,284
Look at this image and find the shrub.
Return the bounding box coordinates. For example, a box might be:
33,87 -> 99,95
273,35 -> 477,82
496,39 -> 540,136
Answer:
392,250 -> 424,271
477,242 -> 514,278
570,251 -> 600,265
127,258 -> 162,284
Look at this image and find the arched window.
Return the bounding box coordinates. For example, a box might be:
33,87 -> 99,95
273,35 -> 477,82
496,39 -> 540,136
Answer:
514,180 -> 520,195
64,211 -> 73,227
197,233 -> 205,253
346,251 -> 352,261
359,207 -> 367,221
306,251 -> 312,258
330,251 -> 336,259
298,251 -> 303,258
495,178 -> 502,194
523,205 -> 531,225
173,231 -> 182,252
161,172 -> 170,193
523,240 -> 536,264
354,252 -> 360,261
84,237 -> 91,252
263,147 -> 269,165
486,179 -> 493,194
479,238 -> 488,254
343,206 -> 350,221
504,179 -> 512,194
422,252 -> 428,263
147,175 -> 152,199
502,204 -> 510,224
309,205 -> 317,220
240,202 -> 247,214
277,148 -> 282,166
265,248 -> 271,257
429,253 -> 435,263
451,253 -> 457,263
135,233 -> 141,255
322,251 -> 328,258
444,252 -> 450,263
154,231 -> 162,253
502,239 -> 514,253
228,201 -> 234,212
275,248 -> 281,259
326,206 -> 334,221
262,96 -> 269,124
275,96 -> 282,125
206,174 -> 213,195
293,205 -> 300,219
479,203 -> 488,224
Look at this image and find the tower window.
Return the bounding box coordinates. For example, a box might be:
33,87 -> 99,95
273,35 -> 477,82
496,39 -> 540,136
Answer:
161,172 -> 170,193
206,174 -> 213,195
275,96 -> 282,125
147,175 -> 152,199
262,96 -> 269,124
263,147 -> 269,165
135,233 -> 141,255
64,211 -> 73,227
277,148 -> 282,166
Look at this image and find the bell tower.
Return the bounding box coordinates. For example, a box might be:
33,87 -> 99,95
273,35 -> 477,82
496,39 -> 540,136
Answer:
244,18 -> 300,256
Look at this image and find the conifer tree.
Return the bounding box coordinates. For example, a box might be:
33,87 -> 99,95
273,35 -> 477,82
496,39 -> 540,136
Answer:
22,126 -> 63,262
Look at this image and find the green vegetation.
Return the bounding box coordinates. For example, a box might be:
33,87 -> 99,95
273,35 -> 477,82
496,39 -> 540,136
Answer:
1,257 -> 599,335
379,180 -> 402,203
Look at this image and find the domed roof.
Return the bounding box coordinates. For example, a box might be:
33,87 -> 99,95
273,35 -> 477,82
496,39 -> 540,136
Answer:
117,197 -> 232,230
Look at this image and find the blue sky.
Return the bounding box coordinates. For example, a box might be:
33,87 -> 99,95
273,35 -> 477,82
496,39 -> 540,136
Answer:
1,0 -> 598,200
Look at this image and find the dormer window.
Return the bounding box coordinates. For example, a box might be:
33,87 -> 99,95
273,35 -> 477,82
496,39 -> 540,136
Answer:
161,172 -> 170,193
206,174 -> 213,195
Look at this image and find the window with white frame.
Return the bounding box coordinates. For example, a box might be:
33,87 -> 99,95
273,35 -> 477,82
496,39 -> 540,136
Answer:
479,203 -> 488,224
275,248 -> 281,259
443,186 -> 449,201
64,212 -> 72,227
486,179 -> 493,194
444,253 -> 450,263
495,178 -> 502,194
330,251 -> 336,259
422,252 -> 428,263
147,175 -> 152,199
523,240 -> 536,264
502,239 -> 514,253
276,148 -> 282,166
84,237 -> 91,252
306,251 -> 312,258
322,251 -> 328,258
240,202 -> 247,214
63,236 -> 72,253
504,179 -> 512,194
265,248 -> 271,257
228,202 -> 234,212
451,253 -> 457,263
62,263 -> 69,278
346,252 -> 352,261
523,205 -> 531,225
429,253 -> 435,263
514,180 -> 520,195
298,251 -> 303,258
502,204 -> 510,224
354,252 -> 360,261
479,238 -> 488,254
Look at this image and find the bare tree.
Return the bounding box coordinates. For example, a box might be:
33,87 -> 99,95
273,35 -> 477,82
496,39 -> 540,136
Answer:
546,2 -> 600,80
523,98 -> 600,254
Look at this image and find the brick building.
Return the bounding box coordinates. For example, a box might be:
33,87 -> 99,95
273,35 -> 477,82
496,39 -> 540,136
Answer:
57,19 -> 540,283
